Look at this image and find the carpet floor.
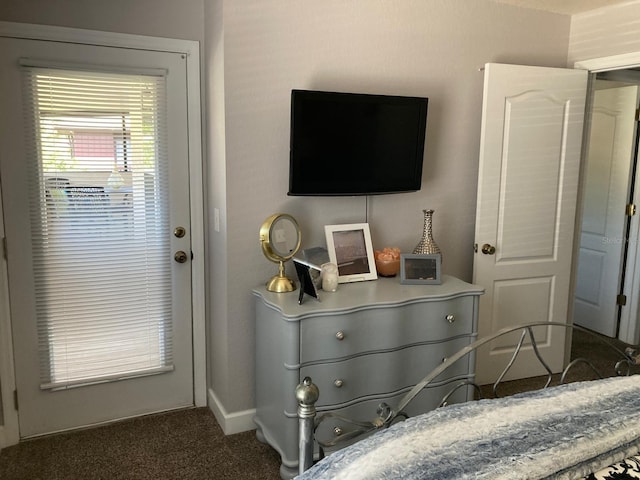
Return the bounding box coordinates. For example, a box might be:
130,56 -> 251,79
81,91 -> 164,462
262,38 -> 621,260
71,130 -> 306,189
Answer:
0,407 -> 281,480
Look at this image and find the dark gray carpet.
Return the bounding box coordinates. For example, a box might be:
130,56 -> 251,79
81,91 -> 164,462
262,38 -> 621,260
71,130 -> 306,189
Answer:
0,407 -> 281,479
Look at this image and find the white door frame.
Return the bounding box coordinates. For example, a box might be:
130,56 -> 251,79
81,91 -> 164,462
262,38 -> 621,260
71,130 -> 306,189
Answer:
575,52 -> 640,345
0,21 -> 206,447
0,179 -> 19,449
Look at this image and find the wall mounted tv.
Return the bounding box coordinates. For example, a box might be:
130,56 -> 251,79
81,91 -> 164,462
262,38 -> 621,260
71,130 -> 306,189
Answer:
288,89 -> 428,196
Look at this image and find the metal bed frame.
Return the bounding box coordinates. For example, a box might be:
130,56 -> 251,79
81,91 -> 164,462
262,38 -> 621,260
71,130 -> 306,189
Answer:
295,321 -> 640,476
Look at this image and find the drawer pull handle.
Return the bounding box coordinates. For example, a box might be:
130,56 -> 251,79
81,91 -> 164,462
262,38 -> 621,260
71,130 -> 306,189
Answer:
335,331 -> 345,341
334,426 -> 343,436
445,314 -> 455,324
334,379 -> 344,388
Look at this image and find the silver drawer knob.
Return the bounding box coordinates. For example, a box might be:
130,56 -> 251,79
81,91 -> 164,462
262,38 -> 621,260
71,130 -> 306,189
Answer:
334,426 -> 343,436
445,314 -> 455,324
334,379 -> 344,388
335,331 -> 345,341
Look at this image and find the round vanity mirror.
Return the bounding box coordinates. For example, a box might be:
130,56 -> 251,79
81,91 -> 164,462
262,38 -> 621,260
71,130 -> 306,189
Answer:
259,213 -> 302,292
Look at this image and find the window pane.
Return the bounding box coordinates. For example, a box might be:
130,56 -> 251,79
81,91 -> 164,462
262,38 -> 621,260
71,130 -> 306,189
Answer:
23,66 -> 173,389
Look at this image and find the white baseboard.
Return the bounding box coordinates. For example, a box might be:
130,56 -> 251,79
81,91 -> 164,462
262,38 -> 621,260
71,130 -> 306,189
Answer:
207,388 -> 256,435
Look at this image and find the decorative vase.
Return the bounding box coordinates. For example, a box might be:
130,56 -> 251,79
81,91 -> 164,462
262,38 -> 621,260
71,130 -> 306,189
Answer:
413,209 -> 442,258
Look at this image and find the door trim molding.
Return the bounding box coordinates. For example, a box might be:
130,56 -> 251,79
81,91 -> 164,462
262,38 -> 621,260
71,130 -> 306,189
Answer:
0,180 -> 19,449
574,52 -> 640,345
0,21 -> 206,446
0,21 -> 198,54
575,52 -> 640,73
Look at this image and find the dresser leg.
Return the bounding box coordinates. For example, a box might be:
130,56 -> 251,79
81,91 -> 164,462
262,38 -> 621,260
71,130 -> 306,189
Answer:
255,426 -> 266,444
279,463 -> 298,480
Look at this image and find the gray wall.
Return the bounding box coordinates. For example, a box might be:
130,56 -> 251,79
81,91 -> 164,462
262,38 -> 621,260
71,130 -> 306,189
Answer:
1,0 -> 594,421
207,0 -> 572,413
569,1 -> 640,64
0,0 -> 205,42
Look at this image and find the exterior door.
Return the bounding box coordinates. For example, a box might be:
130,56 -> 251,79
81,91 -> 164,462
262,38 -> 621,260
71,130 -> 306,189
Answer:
0,37 -> 194,437
574,83 -> 639,337
473,63 -> 588,385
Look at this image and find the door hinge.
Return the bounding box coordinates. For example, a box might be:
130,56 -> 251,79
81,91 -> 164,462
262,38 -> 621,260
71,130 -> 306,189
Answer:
636,108 -> 640,121
13,389 -> 18,411
627,204 -> 637,217
618,294 -> 628,306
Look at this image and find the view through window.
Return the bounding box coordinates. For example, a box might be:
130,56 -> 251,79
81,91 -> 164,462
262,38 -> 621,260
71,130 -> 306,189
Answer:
24,67 -> 174,389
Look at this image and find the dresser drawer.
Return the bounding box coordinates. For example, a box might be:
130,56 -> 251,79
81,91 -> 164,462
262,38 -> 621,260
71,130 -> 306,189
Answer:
300,336 -> 471,408
300,296 -> 474,364
315,380 -> 473,451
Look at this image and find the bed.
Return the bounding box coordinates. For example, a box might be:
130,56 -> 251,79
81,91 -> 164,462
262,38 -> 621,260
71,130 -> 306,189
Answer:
294,322 -> 640,479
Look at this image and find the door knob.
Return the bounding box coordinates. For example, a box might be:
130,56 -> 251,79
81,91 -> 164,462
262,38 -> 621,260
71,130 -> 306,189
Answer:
481,244 -> 496,255
174,226 -> 186,238
174,251 -> 188,263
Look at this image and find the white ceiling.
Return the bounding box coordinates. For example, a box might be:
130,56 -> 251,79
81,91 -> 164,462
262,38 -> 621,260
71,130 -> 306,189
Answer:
491,0 -> 632,15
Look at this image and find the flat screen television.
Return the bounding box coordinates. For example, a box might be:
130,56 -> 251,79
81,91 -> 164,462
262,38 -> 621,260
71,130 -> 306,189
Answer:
288,89 -> 428,196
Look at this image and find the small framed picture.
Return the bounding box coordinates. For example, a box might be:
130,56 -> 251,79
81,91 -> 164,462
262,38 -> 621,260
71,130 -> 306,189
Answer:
293,259 -> 321,304
400,253 -> 441,285
324,223 -> 378,283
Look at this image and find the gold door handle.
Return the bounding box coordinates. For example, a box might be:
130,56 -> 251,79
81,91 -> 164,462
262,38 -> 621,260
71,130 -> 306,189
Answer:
481,244 -> 496,255
174,251 -> 188,263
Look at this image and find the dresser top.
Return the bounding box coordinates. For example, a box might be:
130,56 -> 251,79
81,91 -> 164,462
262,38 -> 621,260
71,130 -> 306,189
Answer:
253,274 -> 484,319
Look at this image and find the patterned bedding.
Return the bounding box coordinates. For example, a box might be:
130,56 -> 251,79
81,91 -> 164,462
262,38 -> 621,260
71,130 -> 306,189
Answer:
295,375 -> 640,480
587,456 -> 640,479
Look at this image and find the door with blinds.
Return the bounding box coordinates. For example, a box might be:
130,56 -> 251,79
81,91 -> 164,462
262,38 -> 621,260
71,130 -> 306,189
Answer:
0,37 -> 194,437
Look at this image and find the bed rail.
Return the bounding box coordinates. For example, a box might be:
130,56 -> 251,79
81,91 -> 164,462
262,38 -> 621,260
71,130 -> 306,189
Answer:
296,321 -> 639,474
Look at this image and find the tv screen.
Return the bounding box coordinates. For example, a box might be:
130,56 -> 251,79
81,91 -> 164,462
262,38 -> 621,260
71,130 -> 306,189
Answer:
288,90 -> 428,196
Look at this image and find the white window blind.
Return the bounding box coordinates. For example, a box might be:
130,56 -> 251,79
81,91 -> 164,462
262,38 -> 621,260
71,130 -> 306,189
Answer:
22,65 -> 173,390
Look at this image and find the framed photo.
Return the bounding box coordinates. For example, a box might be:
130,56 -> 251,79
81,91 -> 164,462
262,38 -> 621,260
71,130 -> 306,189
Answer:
293,258 -> 321,304
400,253 -> 442,285
324,223 -> 378,283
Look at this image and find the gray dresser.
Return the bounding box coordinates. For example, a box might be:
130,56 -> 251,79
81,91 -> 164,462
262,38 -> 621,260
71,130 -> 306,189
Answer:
253,275 -> 484,478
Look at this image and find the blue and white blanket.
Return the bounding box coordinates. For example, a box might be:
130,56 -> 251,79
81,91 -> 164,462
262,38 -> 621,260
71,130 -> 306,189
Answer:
296,376 -> 640,480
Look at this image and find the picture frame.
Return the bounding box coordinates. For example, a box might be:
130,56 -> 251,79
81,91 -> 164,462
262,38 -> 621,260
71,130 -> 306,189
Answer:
400,253 -> 442,285
324,223 -> 378,283
293,258 -> 321,304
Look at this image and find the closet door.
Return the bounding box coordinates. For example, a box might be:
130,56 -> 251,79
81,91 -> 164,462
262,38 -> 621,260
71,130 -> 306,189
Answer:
574,83 -> 638,337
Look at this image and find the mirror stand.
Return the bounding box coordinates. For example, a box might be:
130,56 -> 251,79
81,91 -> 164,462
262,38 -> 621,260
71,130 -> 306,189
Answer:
266,260 -> 296,293
259,213 -> 301,293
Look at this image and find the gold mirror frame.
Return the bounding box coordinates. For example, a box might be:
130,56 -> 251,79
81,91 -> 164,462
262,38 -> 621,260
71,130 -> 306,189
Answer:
259,213 -> 302,292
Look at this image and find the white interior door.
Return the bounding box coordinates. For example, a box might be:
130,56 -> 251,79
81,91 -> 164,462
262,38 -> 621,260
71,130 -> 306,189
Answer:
473,63 -> 588,385
574,83 -> 639,337
0,37 -> 194,437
